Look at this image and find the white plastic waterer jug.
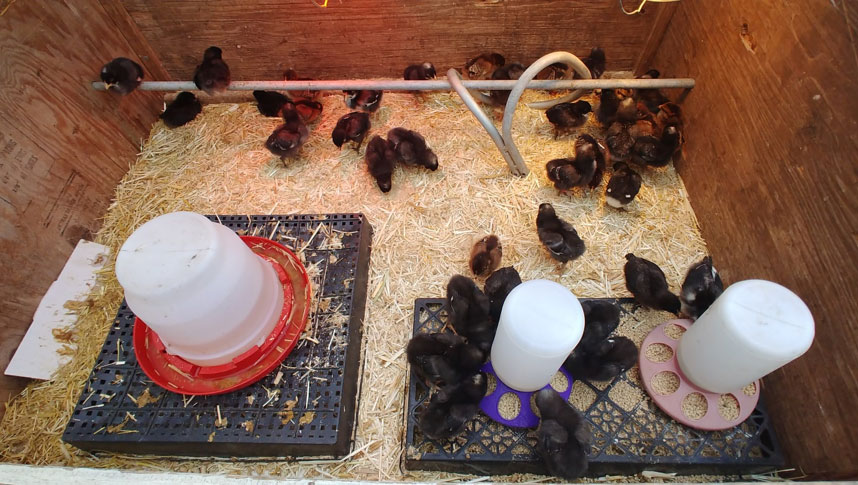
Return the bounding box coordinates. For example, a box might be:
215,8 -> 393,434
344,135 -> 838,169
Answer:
677,279 -> 814,393
115,212 -> 284,367
490,279 -> 585,392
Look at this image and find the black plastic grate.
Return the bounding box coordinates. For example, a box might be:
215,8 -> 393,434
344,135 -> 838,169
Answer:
62,214 -> 372,458
404,298 -> 784,476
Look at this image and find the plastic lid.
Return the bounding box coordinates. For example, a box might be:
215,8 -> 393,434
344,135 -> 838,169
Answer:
116,212 -> 219,297
499,279 -> 584,356
722,279 -> 815,358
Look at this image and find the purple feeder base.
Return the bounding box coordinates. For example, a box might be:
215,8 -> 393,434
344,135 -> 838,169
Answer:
479,361 -> 574,428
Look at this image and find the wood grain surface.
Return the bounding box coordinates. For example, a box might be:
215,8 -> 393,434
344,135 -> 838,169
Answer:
121,0 -> 676,80
0,0 -> 163,421
654,0 -> 858,479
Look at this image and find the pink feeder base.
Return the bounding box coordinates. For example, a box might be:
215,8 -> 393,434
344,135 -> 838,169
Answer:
638,319 -> 760,431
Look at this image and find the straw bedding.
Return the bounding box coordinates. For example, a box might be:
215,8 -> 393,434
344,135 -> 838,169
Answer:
0,87 -> 715,481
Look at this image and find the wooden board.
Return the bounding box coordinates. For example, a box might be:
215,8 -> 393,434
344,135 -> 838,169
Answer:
0,0 -> 164,421
653,0 -> 858,479
121,0 -> 676,79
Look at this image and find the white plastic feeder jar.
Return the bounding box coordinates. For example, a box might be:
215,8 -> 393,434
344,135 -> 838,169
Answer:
115,211 -> 284,367
490,279 -> 585,392
677,279 -> 815,393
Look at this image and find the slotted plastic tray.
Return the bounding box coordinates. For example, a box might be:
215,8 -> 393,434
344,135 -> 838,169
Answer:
62,214 -> 372,458
404,298 -> 784,476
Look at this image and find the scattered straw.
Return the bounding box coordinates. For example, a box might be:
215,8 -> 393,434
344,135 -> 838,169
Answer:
133,388 -> 160,408
298,412 -> 316,426
0,86 -> 710,480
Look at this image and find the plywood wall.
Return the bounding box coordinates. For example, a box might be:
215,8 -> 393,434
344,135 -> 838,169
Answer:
653,0 -> 858,479
0,0 -> 165,420
121,0 -> 675,79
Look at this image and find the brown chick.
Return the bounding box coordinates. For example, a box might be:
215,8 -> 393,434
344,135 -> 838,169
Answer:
293,99 -> 323,124
545,101 -> 592,139
284,69 -> 321,101
469,235 -> 502,278
489,63 -> 525,106
464,53 -> 505,80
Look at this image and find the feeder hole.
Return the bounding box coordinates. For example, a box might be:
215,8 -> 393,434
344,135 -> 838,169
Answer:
663,323 -> 686,340
651,371 -> 680,395
645,343 -> 674,363
682,392 -> 708,420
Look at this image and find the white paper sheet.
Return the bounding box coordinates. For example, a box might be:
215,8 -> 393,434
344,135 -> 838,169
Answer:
5,240 -> 110,380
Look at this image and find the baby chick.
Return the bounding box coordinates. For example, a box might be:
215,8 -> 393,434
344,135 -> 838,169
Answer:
596,88 -> 620,125
387,128 -> 438,170
159,92 -> 202,128
580,47 -> 606,79
634,69 -> 669,114
446,275 -> 495,353
483,266 -> 522,323
332,112 -> 371,150
564,336 -> 638,381
193,46 -> 230,95
680,256 -> 724,320
545,101 -> 592,139
536,62 -> 569,80
546,158 -> 582,192
606,121 -> 634,161
535,388 -> 591,479
469,235 -> 502,278
365,135 -> 397,192
253,90 -> 290,117
464,52 -> 505,80
407,332 -> 484,387
419,372 -> 487,440
265,107 -> 309,162
404,62 -> 437,80
575,134 -> 607,188
344,90 -> 383,113
283,69 -> 320,101
605,162 -> 642,209
579,300 -> 621,350
537,203 -> 586,264
293,99 -> 323,124
100,57 -> 143,95
624,253 -> 680,314
489,62 -> 525,105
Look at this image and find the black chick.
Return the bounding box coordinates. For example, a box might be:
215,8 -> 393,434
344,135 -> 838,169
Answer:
630,124 -> 680,168
579,300 -> 621,350
635,69 -> 669,114
100,57 -> 143,95
624,253 -> 680,314
253,90 -> 290,117
605,162 -> 642,209
680,256 -> 724,320
446,275 -> 495,353
484,266 -> 522,323
575,134 -> 607,188
387,128 -> 438,170
536,62 -> 568,80
293,99 -> 323,124
469,235 -> 502,278
535,389 -> 591,480
578,47 -> 606,79
365,135 -> 397,192
464,52 -> 505,80
489,62 -> 525,106
345,90 -> 383,113
406,332 -> 484,387
536,203 -> 586,264
193,46 -> 230,95
419,372 -> 487,440
265,107 -> 309,161
332,112 -> 371,150
545,158 -> 596,192
404,62 -> 437,80
545,101 -> 592,139
564,336 -> 638,381
596,88 -> 620,125
606,121 -> 634,161
159,91 -> 202,128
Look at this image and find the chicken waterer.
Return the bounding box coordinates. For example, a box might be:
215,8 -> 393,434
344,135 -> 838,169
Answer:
116,211 -> 310,394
